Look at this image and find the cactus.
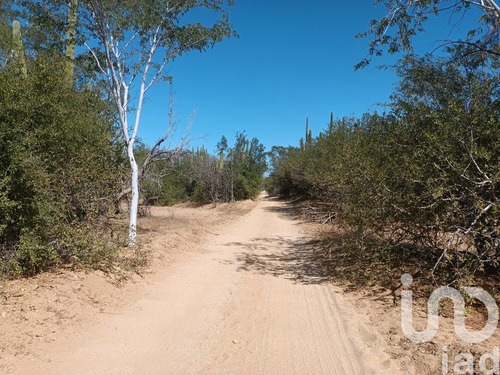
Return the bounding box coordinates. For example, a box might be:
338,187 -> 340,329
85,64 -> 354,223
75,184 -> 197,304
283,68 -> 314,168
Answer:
329,112 -> 334,135
305,117 -> 312,149
65,0 -> 78,88
305,117 -> 309,143
242,140 -> 249,161
12,20 -> 27,77
216,135 -> 227,170
300,137 -> 304,150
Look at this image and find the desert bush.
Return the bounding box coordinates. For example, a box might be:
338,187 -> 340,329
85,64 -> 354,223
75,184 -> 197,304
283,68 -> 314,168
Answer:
0,56 -> 123,275
140,133 -> 267,205
268,51 -> 499,282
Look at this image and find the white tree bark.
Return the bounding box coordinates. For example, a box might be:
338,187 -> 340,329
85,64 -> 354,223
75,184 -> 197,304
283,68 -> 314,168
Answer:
128,147 -> 139,245
83,12 -> 166,245
467,0 -> 500,22
81,2 -> 225,245
85,24 -> 166,245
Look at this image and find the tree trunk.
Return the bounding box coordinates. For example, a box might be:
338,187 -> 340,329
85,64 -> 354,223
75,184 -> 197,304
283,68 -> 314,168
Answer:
128,143 -> 139,246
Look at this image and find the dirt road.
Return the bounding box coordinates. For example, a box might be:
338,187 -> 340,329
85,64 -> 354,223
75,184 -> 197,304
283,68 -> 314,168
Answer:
14,195 -> 401,374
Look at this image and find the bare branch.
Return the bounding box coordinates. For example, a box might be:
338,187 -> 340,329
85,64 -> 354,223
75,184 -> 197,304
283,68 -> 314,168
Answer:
118,31 -> 139,58
139,91 -> 192,182
83,42 -> 107,75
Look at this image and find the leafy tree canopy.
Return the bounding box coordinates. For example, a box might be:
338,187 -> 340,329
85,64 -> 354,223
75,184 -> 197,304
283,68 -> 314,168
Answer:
356,0 -> 500,69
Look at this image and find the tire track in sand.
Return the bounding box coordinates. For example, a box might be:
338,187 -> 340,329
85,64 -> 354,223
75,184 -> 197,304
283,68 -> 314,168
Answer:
202,196 -> 399,374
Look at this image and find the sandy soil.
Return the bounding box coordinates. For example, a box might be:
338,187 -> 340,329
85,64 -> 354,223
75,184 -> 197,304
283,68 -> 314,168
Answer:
1,194 -> 498,374
0,199 -> 256,374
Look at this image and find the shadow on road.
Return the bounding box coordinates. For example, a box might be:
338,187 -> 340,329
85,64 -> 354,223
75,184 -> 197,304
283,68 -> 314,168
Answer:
224,236 -> 329,285
261,200 -> 301,221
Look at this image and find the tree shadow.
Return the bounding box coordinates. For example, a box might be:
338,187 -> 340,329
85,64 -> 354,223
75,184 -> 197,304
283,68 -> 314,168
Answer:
224,236 -> 329,285
261,202 -> 300,221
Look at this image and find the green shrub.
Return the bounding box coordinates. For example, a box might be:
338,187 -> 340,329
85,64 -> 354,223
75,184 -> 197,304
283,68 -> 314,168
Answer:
0,56 -> 123,275
268,51 -> 499,281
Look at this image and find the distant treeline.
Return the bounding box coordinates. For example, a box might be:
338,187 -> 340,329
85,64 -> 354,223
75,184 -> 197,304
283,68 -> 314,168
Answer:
137,132 -> 267,206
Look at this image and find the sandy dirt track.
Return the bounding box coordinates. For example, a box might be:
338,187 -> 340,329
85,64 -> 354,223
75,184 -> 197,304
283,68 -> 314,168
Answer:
11,195 -> 402,374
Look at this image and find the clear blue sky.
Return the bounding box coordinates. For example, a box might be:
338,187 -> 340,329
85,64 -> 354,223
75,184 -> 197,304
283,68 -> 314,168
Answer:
139,0 -> 482,154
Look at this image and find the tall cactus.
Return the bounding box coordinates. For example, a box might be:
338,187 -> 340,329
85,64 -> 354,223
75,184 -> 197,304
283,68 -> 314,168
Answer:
242,140 -> 249,161
305,117 -> 312,149
65,0 -> 78,87
249,139 -> 254,158
328,112 -> 334,135
12,20 -> 27,77
216,135 -> 227,170
305,117 -> 309,144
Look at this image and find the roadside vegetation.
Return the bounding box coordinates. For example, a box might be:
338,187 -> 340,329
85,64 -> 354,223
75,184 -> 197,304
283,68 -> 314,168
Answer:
266,0 -> 499,292
137,132 -> 267,207
0,1 -> 242,277
1,0 -> 497,288
267,49 -> 499,290
0,56 -> 126,276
